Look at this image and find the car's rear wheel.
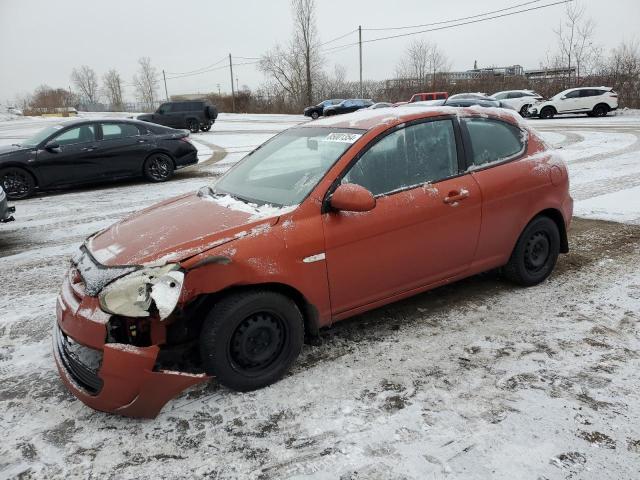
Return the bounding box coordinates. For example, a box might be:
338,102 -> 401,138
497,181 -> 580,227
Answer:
311,111 -> 319,120
0,167 -> 36,200
200,122 -> 212,132
519,104 -> 530,117
540,107 -> 555,119
187,119 -> 200,133
199,290 -> 304,391
503,216 -> 560,286
592,104 -> 609,117
143,153 -> 174,182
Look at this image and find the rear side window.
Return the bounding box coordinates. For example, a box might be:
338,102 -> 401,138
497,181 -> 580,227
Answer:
101,123 -> 142,140
464,118 -> 524,168
342,119 -> 458,196
435,93 -> 447,100
564,90 -> 580,99
188,102 -> 203,111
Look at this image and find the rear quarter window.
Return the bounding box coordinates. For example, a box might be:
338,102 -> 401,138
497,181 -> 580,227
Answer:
464,118 -> 525,168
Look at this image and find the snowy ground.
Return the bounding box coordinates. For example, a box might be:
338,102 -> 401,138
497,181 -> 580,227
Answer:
1,111 -> 639,479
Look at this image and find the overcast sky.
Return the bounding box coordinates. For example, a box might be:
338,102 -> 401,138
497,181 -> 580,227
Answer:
1,0 -> 638,104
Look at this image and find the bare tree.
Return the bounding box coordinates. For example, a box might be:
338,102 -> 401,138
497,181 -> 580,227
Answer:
259,0 -> 321,107
395,39 -> 449,89
132,57 -> 159,111
553,2 -> 599,83
71,65 -> 99,104
102,68 -> 124,110
292,0 -> 320,105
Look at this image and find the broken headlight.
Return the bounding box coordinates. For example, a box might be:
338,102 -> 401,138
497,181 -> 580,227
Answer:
98,264 -> 184,320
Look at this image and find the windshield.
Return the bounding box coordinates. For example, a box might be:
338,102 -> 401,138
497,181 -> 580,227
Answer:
21,124 -> 64,147
214,127 -> 364,206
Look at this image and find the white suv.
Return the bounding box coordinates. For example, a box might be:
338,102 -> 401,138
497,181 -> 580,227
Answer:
528,87 -> 618,119
492,90 -> 543,116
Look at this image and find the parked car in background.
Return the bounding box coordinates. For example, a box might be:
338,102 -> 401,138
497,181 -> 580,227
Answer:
0,186 -> 15,223
528,87 -> 618,119
0,118 -> 198,199
368,102 -> 394,109
54,106 -> 571,417
304,99 -> 344,119
138,100 -> 218,133
409,92 -> 449,103
7,106 -> 23,116
448,93 -> 488,100
445,95 -> 516,110
492,90 -> 543,116
323,99 -> 374,116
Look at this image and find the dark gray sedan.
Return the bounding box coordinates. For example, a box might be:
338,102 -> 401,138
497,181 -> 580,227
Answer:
0,118 -> 198,200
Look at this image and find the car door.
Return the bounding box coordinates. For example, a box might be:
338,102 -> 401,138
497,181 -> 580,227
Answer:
95,122 -> 153,179
558,90 -> 581,113
460,117 -> 545,269
577,89 -> 597,111
321,117 -> 482,315
34,124 -> 102,187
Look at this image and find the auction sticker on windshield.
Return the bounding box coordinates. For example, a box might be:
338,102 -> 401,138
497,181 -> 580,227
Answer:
323,132 -> 362,143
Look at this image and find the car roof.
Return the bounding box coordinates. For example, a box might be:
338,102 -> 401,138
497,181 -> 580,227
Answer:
300,105 -> 523,131
50,117 -> 147,128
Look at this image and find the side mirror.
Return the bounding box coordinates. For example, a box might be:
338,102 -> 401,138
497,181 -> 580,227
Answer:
44,141 -> 61,153
560,96 -> 566,100
329,183 -> 376,212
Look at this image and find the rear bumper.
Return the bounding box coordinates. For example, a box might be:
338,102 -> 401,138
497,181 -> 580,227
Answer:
54,271 -> 208,418
175,149 -> 199,168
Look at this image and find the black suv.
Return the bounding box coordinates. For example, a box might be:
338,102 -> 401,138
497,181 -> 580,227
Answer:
138,100 -> 218,133
323,99 -> 374,116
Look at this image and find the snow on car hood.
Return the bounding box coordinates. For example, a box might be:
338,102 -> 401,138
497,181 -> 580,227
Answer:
87,189 -> 293,266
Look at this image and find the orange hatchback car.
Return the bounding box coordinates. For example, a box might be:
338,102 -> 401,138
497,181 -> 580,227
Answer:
55,106 -> 572,417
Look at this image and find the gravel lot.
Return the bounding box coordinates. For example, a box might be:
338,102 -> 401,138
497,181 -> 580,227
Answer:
1,112 -> 639,479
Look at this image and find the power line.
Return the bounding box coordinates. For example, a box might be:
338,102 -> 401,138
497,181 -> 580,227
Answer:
164,56 -> 227,76
165,63 -> 229,80
363,0 -> 544,31
318,28 -> 358,47
321,0 -> 572,54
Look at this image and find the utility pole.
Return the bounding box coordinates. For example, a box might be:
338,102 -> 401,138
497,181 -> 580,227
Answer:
358,25 -> 363,98
217,83 -> 221,96
236,77 -> 239,93
162,70 -> 169,101
229,53 -> 236,113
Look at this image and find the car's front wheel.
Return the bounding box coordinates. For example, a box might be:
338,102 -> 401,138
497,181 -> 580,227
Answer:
187,119 -> 200,133
503,216 -> 560,286
311,111 -> 319,120
540,107 -> 555,119
143,153 -> 174,182
0,167 -> 36,200
199,290 -> 304,391
519,104 -> 530,117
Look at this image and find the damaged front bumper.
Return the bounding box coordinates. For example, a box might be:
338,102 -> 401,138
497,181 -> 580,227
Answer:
54,266 -> 208,418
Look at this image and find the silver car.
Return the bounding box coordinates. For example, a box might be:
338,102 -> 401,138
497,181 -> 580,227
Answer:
0,185 -> 15,223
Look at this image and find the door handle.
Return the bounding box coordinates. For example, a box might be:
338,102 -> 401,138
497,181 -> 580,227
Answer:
137,139 -> 147,143
443,189 -> 469,204
82,146 -> 97,152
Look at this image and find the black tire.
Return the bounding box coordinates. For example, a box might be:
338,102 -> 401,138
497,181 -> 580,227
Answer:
503,216 -> 560,286
187,119 -> 200,133
540,107 -> 555,119
143,153 -> 174,182
592,104 -> 609,117
311,111 -> 319,120
519,104 -> 530,117
0,167 -> 36,200
199,290 -> 304,392
200,122 -> 212,132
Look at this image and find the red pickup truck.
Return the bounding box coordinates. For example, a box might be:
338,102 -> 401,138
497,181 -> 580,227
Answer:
394,92 -> 449,106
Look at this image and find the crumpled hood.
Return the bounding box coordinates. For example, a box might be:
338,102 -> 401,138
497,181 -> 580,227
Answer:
87,191 -> 278,266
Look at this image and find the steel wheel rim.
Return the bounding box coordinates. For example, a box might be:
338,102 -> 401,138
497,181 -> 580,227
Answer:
524,231 -> 550,273
230,312 -> 286,373
2,171 -> 30,198
148,156 -> 170,180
